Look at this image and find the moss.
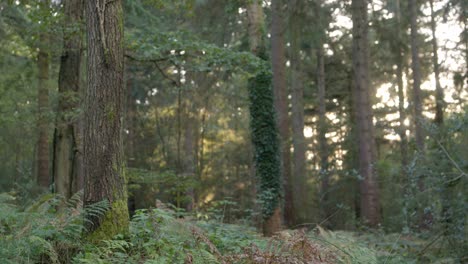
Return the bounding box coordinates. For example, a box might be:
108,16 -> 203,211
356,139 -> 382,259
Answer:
105,104 -> 116,122
86,198 -> 129,243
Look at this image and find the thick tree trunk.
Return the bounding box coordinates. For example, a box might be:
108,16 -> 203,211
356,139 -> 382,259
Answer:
271,0 -> 294,227
289,0 -> 306,224
351,0 -> 381,227
247,0 -> 282,236
84,0 -> 129,240
53,0 -> 84,200
429,0 -> 444,125
36,34 -> 50,189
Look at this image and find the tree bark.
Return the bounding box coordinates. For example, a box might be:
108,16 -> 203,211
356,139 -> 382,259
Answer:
53,0 -> 84,200
289,0 -> 306,224
351,0 -> 381,227
247,0 -> 282,236
271,0 -> 294,227
395,0 -> 408,175
429,0 -> 444,125
316,46 -> 330,224
36,33 -> 50,189
409,0 -> 425,155
84,0 -> 129,240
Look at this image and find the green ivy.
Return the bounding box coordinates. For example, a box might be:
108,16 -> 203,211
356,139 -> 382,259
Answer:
247,68 -> 282,220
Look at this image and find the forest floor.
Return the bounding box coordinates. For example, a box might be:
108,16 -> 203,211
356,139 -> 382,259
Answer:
0,193 -> 459,264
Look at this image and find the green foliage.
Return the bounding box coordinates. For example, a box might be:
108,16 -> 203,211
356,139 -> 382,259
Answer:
247,69 -> 282,219
0,192 -> 85,263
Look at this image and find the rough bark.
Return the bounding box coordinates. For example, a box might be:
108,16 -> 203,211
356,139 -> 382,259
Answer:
53,0 -> 84,200
84,0 -> 129,240
271,0 -> 294,227
351,0 -> 381,227
289,0 -> 306,223
247,0 -> 282,236
429,0 -> 444,125
36,33 -> 50,189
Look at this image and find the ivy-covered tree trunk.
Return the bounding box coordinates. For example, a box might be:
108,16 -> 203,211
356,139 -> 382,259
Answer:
36,33 -> 50,189
84,0 -> 129,240
53,0 -> 84,200
271,0 -> 294,227
247,0 -> 282,236
351,0 -> 381,227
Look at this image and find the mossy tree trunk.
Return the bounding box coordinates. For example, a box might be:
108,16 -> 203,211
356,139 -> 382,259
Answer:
84,0 -> 129,240
53,0 -> 84,200
247,0 -> 283,236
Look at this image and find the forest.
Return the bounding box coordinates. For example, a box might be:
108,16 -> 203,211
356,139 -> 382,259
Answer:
0,0 -> 466,263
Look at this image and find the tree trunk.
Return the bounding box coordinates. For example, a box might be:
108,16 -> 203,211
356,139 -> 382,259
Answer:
289,0 -> 306,224
247,0 -> 282,236
429,0 -> 444,125
395,0 -> 408,175
84,0 -> 129,240
184,94 -> 196,212
271,0 -> 294,227
351,0 -> 381,227
53,0 -> 84,200
316,46 -> 330,224
36,33 -> 50,189
409,0 -> 425,155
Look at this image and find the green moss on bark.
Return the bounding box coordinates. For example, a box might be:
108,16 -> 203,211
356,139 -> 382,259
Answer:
86,199 -> 129,242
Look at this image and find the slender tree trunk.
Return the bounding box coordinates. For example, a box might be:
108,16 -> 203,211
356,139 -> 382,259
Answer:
317,46 -> 330,224
271,0 -> 294,227
84,0 -> 129,240
351,0 -> 381,227
395,0 -> 408,175
247,0 -> 282,236
36,33 -> 50,189
53,0 -> 84,200
429,0 -> 444,125
125,68 -> 137,216
409,0 -> 425,155
289,0 -> 306,224
184,94 -> 196,212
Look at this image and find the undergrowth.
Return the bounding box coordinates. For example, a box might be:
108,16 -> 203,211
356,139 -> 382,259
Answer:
0,192 -> 463,263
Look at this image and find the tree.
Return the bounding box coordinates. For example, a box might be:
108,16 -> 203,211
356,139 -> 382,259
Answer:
429,0 -> 444,125
351,0 -> 381,226
247,0 -> 282,236
36,0 -> 51,189
36,32 -> 50,189
409,0 -> 425,156
289,0 -> 307,223
83,0 -> 129,240
53,0 -> 84,200
271,0 -> 294,226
